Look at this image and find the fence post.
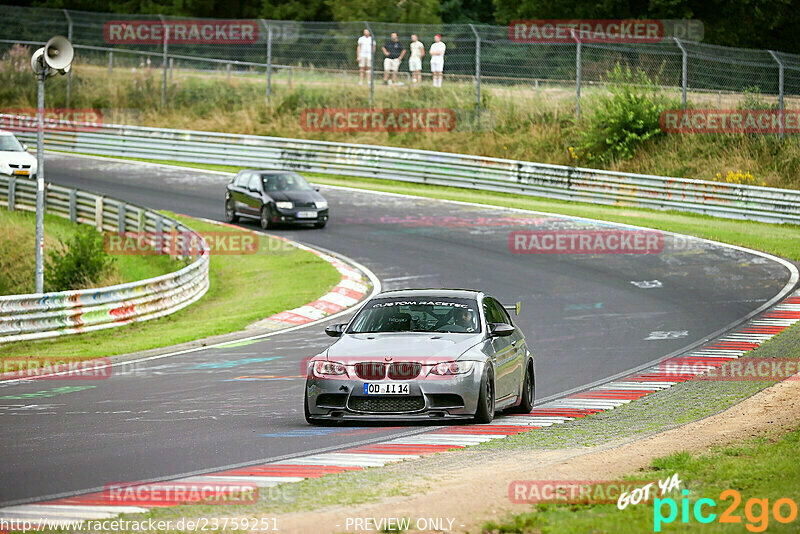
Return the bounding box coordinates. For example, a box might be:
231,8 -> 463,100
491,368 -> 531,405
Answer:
674,37 -> 688,111
261,20 -> 272,101
69,189 -> 76,222
365,21 -> 375,108
108,51 -> 113,75
160,16 -> 168,108
95,196 -> 104,232
8,176 -> 15,211
571,30 -> 581,118
63,9 -> 73,107
117,203 -> 126,234
768,50 -> 785,141
469,24 -> 481,112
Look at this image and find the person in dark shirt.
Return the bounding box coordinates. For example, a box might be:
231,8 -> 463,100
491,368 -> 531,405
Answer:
381,32 -> 406,85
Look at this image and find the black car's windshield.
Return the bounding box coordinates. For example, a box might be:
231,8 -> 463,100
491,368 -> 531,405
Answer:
348,297 -> 481,334
262,173 -> 313,192
0,135 -> 24,152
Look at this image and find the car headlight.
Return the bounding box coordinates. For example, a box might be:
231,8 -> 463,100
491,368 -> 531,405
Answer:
429,361 -> 474,376
275,201 -> 293,210
312,360 -> 348,377
315,200 -> 328,210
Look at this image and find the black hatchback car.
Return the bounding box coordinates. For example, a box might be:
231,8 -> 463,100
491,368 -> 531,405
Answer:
225,170 -> 329,229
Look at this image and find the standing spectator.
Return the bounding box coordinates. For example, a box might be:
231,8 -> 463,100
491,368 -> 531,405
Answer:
382,32 -> 406,85
429,34 -> 446,87
357,28 -> 375,86
408,34 -> 424,86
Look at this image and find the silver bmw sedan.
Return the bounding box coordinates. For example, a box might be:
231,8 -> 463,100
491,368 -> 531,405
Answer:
304,289 -> 534,424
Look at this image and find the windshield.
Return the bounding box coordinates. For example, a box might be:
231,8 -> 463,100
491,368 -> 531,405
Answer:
348,297 -> 481,334
0,135 -> 24,152
262,173 -> 312,192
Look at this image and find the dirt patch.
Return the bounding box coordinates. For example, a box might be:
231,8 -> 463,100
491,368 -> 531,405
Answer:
271,374 -> 800,533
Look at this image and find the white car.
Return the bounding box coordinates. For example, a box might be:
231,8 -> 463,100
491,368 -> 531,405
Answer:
0,131 -> 37,178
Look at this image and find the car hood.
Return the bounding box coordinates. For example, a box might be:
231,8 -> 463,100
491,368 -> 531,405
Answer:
0,151 -> 36,166
326,332 -> 483,361
267,190 -> 325,204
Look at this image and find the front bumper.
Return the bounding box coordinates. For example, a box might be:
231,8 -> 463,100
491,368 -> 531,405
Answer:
305,362 -> 485,421
273,207 -> 329,225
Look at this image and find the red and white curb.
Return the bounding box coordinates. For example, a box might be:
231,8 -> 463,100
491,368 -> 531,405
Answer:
2,290 -> 798,524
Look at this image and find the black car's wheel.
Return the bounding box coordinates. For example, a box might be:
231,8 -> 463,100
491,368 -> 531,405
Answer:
473,366 -> 495,424
260,206 -> 272,230
313,220 -> 327,229
511,362 -> 534,414
224,198 -> 238,223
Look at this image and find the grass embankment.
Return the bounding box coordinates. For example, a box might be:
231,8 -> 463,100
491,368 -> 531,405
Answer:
485,428 -> 800,533
2,54 -> 800,190
0,208 -> 174,295
0,213 -> 341,361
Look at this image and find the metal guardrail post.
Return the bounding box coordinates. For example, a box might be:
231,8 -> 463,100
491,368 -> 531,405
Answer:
69,189 -> 76,222
155,217 -> 163,254
261,20 -> 272,101
8,176 -> 15,211
365,21 -> 375,108
63,9 -> 73,107
571,30 -> 581,118
160,15 -> 168,108
469,24 -> 481,112
118,203 -> 126,234
768,50 -> 785,141
674,38 -> 688,111
95,196 -> 103,231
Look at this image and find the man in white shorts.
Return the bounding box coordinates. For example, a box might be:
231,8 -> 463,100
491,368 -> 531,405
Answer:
408,34 -> 424,86
381,32 -> 405,85
429,34 -> 446,87
357,28 -> 375,86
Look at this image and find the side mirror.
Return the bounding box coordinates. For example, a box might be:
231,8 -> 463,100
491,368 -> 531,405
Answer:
22,143 -> 29,151
314,187 -> 320,192
489,323 -> 515,337
325,323 -> 346,337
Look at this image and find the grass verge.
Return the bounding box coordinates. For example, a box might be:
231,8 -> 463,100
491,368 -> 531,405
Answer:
0,212 -> 341,362
484,428 -> 800,533
0,207 -> 175,295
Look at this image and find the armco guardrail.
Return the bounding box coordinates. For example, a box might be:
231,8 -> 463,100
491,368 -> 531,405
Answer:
3,115 -> 800,224
0,173 -> 209,344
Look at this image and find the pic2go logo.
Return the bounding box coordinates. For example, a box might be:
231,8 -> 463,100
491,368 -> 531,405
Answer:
654,489 -> 799,532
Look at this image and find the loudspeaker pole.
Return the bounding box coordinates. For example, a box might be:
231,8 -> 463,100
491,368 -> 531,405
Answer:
35,69 -> 46,293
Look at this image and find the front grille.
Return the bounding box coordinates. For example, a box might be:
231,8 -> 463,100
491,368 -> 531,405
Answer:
9,164 -> 30,169
354,362 -> 386,380
387,362 -> 421,380
349,396 -> 425,413
294,200 -> 317,208
428,393 -> 465,409
316,393 -> 348,409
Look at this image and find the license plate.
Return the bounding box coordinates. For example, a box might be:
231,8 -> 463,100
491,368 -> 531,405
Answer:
363,383 -> 410,395
296,211 -> 316,218
13,170 -> 29,176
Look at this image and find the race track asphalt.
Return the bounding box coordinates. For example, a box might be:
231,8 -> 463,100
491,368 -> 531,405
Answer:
0,154 -> 793,504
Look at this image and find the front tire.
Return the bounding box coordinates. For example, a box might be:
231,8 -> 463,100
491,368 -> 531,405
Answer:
473,366 -> 495,424
224,198 -> 238,223
260,206 -> 272,230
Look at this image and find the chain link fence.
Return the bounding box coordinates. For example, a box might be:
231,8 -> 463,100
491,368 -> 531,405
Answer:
2,5 -> 800,122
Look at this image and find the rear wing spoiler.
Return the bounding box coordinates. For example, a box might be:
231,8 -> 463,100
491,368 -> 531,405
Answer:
504,302 -> 522,316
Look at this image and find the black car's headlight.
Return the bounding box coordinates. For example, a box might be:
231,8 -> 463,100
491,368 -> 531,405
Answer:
315,200 -> 328,210
275,201 -> 293,210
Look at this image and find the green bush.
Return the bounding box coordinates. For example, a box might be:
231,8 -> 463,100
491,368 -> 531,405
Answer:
575,64 -> 678,163
45,227 -> 115,292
